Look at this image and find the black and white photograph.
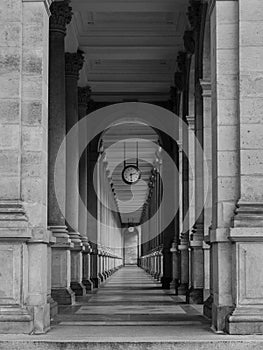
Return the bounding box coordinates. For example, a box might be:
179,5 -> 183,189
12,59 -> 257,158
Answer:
0,0 -> 262,348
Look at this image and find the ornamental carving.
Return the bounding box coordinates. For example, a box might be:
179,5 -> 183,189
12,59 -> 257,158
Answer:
187,0 -> 201,31
65,50 -> 85,78
49,0 -> 72,34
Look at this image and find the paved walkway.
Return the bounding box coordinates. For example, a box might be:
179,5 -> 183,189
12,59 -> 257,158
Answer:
55,265 -> 208,327
2,266 -> 263,348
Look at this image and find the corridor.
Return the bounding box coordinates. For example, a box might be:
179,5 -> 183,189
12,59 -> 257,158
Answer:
53,266 -> 210,334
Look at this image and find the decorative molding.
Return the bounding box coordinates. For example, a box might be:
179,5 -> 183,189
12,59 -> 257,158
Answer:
186,114 -> 195,129
199,79 -> 211,97
0,200 -> 30,241
232,202 -> 263,229
65,50 -> 85,78
49,0 -> 72,35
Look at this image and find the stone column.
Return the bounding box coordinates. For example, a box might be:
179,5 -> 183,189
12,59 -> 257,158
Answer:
225,0 -> 263,334
78,86 -> 93,291
48,0 -> 75,306
188,80 -> 204,304
200,80 -> 212,300
209,0 -> 239,332
65,50 -> 86,296
201,80 -> 213,314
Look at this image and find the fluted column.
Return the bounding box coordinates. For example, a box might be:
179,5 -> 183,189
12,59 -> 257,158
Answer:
48,0 -> 75,306
65,50 -> 86,296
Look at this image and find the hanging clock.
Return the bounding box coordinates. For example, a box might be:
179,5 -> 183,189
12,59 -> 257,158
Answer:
122,164 -> 141,184
122,141 -> 141,185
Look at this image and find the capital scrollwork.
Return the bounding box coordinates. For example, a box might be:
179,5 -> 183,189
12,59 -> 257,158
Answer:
187,0 -> 202,31
65,50 -> 85,79
49,0 -> 73,35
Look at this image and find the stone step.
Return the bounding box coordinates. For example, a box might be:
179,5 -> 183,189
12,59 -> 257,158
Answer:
0,340 -> 263,350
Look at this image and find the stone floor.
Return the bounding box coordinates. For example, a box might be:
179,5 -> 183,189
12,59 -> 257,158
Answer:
2,266 -> 263,349
54,265 -> 208,326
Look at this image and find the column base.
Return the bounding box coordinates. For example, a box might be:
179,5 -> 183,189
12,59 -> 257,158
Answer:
187,287 -> 203,304
0,307 -> 33,334
28,304 -> 50,334
47,296 -> 58,319
212,303 -> 233,333
82,278 -> 94,291
51,287 -> 75,305
161,276 -> 172,289
70,282 -> 87,296
170,279 -> 179,294
98,273 -> 105,282
203,294 -> 213,319
225,308 -> 263,335
177,283 -> 188,295
91,277 -> 101,288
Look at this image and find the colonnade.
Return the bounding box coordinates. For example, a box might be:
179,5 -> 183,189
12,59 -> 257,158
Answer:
139,0 -> 263,335
1,0 -> 263,337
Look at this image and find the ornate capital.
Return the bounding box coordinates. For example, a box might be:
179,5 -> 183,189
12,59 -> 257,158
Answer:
78,86 -> 91,107
49,0 -> 72,34
65,50 -> 85,79
187,0 -> 202,31
183,30 -> 195,55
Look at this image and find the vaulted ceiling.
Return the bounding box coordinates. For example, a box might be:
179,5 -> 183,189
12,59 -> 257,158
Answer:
66,0 -> 189,102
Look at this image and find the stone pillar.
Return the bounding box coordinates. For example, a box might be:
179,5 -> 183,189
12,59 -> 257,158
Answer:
225,0 -> 263,334
65,50 -> 86,296
188,80 -> 204,304
78,86 -> 93,291
200,80 -> 212,299
210,0 -> 239,332
201,80 -> 213,314
0,0 -> 52,333
48,0 -> 75,306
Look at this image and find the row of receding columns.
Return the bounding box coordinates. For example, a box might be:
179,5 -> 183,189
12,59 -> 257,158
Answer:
47,0 -> 122,309
139,1 -> 210,302
140,0 -> 263,335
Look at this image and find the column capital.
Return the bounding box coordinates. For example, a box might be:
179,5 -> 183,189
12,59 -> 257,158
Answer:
199,79 -> 211,97
187,0 -> 202,31
186,115 -> 195,129
49,0 -> 72,35
65,50 -> 85,79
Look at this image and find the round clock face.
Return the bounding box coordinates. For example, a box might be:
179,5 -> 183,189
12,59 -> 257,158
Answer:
122,165 -> 141,184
